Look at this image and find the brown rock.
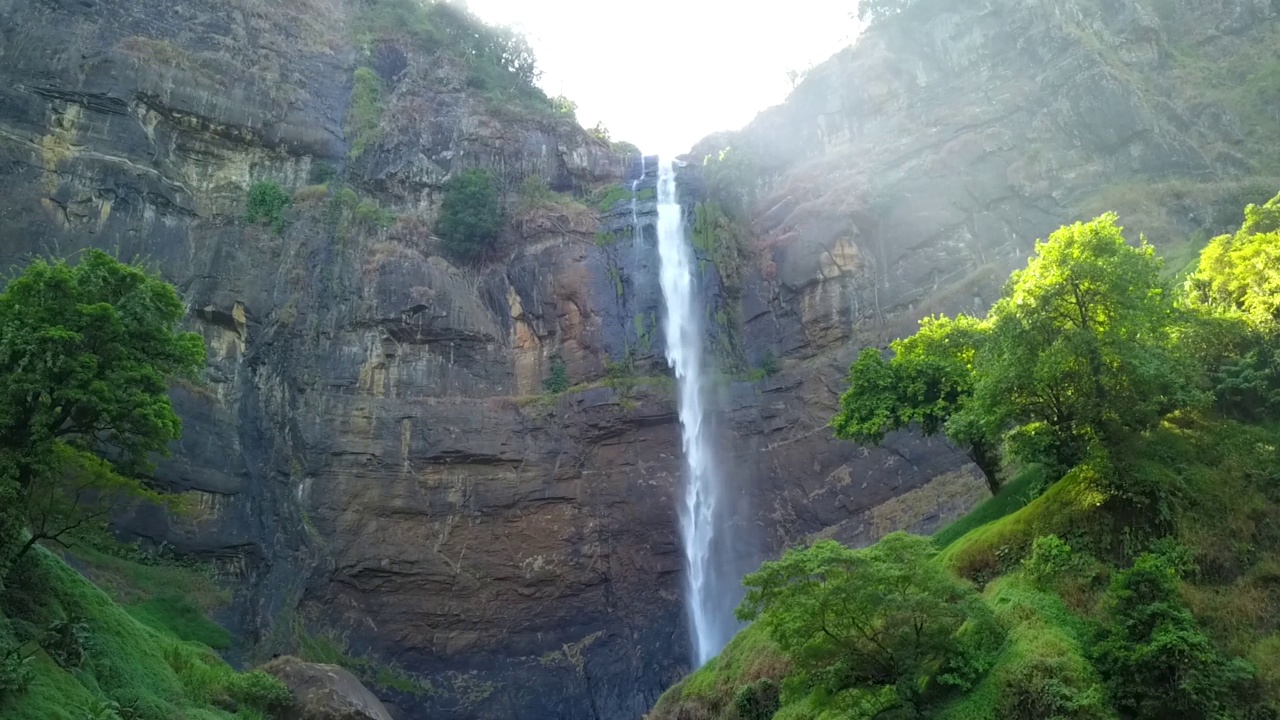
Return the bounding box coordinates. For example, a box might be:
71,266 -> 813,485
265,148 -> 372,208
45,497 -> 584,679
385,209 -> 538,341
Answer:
263,657 -> 395,720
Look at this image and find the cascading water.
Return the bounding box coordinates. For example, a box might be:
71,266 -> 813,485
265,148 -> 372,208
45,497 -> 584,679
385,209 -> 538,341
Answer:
655,157 -> 730,667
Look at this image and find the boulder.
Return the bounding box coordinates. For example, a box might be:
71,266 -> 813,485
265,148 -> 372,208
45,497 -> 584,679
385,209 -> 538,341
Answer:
263,657 -> 395,720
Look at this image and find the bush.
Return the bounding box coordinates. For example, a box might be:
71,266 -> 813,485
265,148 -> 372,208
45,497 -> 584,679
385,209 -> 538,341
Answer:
229,670 -> 293,713
733,678 -> 781,720
246,181 -> 292,234
347,67 -> 384,159
354,200 -> 396,229
544,356 -> 569,394
436,169 -> 505,264
738,533 -> 1002,711
1092,553 -> 1254,719
44,617 -> 90,669
1022,535 -> 1075,587
760,350 -> 780,377
0,638 -> 34,700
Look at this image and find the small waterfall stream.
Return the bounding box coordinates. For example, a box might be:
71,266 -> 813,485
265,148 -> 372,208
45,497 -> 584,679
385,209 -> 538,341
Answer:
654,157 -> 729,666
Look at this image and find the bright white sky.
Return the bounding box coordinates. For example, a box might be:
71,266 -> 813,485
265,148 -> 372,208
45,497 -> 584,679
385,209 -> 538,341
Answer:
465,1 -> 863,154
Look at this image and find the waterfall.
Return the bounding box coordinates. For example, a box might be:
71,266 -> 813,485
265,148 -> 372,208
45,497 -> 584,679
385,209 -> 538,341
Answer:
655,157 -> 728,667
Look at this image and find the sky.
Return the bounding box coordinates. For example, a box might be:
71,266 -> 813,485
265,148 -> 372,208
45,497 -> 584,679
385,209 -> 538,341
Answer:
464,1 -> 863,154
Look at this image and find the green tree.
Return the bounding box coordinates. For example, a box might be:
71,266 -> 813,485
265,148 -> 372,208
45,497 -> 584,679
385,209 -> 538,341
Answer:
587,121 -> 611,144
832,315 -> 1001,492
737,533 -> 997,713
1182,192 -> 1280,420
1187,193 -> 1280,330
435,169 -> 505,265
0,251 -> 205,566
1092,553 -> 1253,719
961,214 -> 1201,474
550,95 -> 578,118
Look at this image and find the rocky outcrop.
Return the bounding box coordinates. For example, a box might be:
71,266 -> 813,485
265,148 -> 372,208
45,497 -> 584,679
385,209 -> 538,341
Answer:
264,657 -> 395,720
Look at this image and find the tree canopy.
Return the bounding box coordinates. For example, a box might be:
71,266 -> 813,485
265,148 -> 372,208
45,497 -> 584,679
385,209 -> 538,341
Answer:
832,315 -> 1000,491
737,533 -> 998,715
835,213 -> 1208,496
0,250 -> 204,566
963,214 -> 1202,472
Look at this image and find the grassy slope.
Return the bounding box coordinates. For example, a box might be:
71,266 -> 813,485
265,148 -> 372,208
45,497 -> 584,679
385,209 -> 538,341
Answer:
0,547 -> 269,720
649,415 -> 1280,719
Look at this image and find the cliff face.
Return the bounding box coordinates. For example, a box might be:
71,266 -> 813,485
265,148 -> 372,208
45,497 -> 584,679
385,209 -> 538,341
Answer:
0,1 -> 985,718
698,0 -> 1280,366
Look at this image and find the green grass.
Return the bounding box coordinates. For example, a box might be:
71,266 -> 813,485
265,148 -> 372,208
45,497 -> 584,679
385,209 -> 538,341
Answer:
127,596 -> 232,649
0,548 -> 281,720
594,185 -> 634,211
931,464 -> 1046,550
650,623 -> 788,718
259,618 -> 428,698
64,542 -> 232,649
934,455 -> 1126,583
938,576 -> 1110,720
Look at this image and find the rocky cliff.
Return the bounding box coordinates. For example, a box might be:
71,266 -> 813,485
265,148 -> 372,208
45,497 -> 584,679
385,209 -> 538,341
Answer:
3,0 -> 1270,716
0,1 -> 985,718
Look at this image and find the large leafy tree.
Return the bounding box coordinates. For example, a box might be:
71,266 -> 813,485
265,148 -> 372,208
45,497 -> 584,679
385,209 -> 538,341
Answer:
1182,192 -> 1280,420
0,250 -> 205,565
1187,193 -> 1280,329
835,214 -> 1203,492
832,315 -> 1001,492
737,533 -> 997,713
959,214 -> 1201,473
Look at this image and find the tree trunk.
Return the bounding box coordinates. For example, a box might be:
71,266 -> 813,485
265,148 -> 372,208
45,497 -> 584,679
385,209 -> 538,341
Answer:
968,441 -> 1002,495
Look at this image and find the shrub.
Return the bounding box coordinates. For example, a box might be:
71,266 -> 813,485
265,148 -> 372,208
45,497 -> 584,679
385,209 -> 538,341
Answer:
436,169 -> 505,264
0,638 -> 34,700
229,670 -> 294,713
1023,535 -> 1075,587
44,617 -> 90,669
733,678 -> 781,720
246,181 -> 292,234
760,350 -> 780,377
354,200 -> 396,229
310,161 -> 337,183
550,95 -> 577,118
544,356 -> 569,394
293,183 -> 329,204
347,67 -> 384,159
738,533 -> 1002,711
1092,553 -> 1254,719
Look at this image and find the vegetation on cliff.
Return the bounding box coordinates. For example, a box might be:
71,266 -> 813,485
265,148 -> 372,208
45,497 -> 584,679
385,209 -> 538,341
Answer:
651,192 -> 1280,720
436,169 -> 506,264
0,252 -> 291,720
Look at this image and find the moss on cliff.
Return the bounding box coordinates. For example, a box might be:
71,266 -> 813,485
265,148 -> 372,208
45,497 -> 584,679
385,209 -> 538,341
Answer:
346,67 -> 385,160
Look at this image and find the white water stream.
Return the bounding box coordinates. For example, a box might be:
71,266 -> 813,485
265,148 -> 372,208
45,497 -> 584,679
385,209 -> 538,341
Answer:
655,157 -> 727,666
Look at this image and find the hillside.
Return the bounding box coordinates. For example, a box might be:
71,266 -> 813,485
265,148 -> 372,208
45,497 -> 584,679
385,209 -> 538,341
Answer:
1,543 -> 290,720
648,190 -> 1280,718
